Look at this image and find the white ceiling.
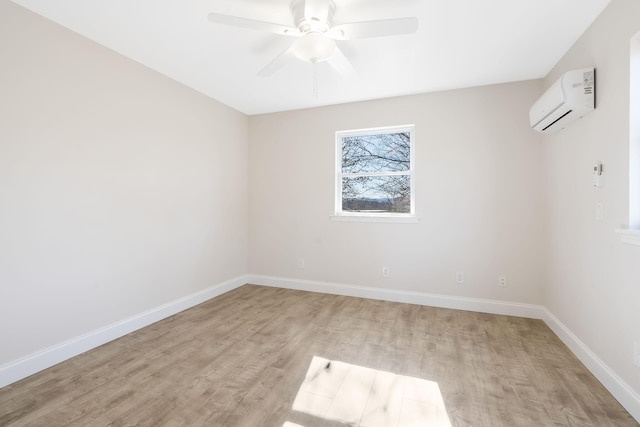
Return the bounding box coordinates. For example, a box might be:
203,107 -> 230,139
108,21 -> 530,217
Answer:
12,0 -> 611,115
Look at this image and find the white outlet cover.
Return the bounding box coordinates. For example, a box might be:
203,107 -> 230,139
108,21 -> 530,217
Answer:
634,342 -> 640,368
499,275 -> 507,287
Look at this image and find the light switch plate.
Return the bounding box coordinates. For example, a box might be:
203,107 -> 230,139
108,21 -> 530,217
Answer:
595,202 -> 604,221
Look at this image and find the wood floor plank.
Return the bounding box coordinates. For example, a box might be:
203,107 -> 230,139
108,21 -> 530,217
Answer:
0,285 -> 637,426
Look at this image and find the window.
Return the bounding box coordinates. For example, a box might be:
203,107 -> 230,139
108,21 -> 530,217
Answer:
617,30 -> 640,244
629,31 -> 640,229
333,125 -> 417,222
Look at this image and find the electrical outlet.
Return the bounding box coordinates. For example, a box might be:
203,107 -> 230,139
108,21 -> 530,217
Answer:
297,258 -> 305,269
499,275 -> 507,287
634,342 -> 640,368
455,272 -> 464,284
382,266 -> 390,277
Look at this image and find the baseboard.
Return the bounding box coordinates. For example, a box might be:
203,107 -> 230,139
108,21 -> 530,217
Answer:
3,274 -> 639,423
0,275 -> 248,388
542,308 -> 640,422
249,274 -> 640,422
248,274 -> 546,319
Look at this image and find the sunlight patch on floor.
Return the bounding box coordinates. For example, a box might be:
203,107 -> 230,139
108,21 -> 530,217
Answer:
287,356 -> 451,427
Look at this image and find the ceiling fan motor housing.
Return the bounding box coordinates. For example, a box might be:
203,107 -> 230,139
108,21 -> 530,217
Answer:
291,0 -> 336,34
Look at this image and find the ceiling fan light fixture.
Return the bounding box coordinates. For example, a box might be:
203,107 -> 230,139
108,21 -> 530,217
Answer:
208,0 -> 418,77
292,33 -> 336,62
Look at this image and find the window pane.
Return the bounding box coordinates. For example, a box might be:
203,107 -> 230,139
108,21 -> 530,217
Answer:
342,132 -> 410,173
342,175 -> 410,213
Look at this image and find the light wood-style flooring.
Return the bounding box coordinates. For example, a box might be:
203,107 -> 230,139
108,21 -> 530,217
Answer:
0,285 -> 637,426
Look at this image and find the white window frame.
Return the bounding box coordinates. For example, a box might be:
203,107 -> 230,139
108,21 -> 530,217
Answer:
331,125 -> 418,223
617,31 -> 640,244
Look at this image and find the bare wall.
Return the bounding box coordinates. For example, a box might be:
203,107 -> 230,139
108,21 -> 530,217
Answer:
543,0 -> 640,394
249,81 -> 546,304
0,1 -> 249,365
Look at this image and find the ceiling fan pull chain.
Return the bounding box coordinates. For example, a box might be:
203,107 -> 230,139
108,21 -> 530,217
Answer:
313,59 -> 319,99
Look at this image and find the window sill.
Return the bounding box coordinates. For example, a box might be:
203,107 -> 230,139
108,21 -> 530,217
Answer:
331,214 -> 420,223
615,228 -> 640,246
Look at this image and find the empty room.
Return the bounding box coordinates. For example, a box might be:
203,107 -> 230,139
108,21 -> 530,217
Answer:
1,0 -> 640,425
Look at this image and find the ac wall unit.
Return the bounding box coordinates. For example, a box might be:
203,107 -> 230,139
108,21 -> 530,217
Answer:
529,68 -> 595,133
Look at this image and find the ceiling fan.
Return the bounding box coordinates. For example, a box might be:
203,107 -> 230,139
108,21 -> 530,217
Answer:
207,0 -> 419,77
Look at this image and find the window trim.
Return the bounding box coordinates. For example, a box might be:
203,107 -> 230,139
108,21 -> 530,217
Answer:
332,124 -> 418,223
619,31 -> 640,244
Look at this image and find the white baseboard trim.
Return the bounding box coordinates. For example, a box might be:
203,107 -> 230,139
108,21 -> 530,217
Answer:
541,308 -> 640,422
3,274 -> 639,423
249,275 -> 640,423
248,275 -> 546,319
0,275 -> 248,388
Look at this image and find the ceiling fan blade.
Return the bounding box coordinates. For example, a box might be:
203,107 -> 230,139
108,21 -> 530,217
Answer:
208,13 -> 301,37
258,45 -> 296,77
325,46 -> 357,78
328,17 -> 418,40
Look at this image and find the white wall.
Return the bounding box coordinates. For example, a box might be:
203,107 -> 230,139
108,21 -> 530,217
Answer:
543,0 -> 640,394
0,1 -> 249,366
249,81 -> 546,304
4,0 -> 638,414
